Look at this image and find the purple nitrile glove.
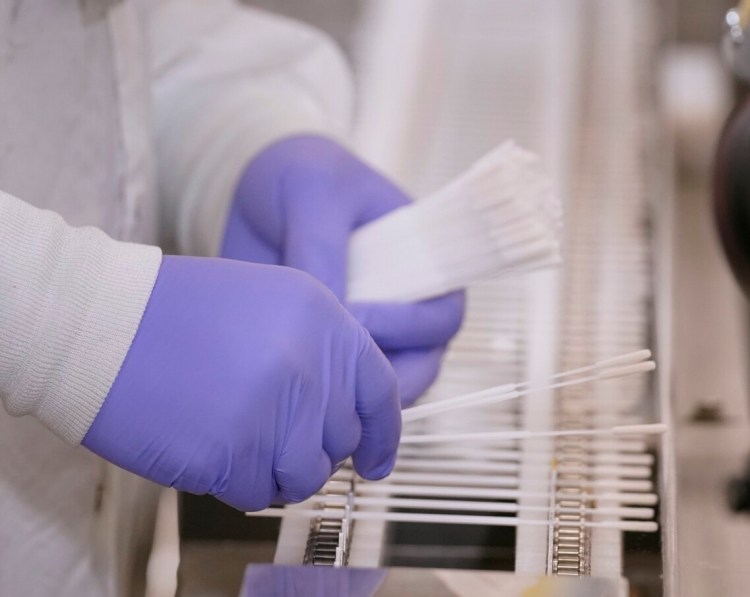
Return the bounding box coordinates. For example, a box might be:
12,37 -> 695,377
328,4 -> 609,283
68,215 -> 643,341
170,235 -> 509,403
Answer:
222,135 -> 465,406
82,256 -> 400,511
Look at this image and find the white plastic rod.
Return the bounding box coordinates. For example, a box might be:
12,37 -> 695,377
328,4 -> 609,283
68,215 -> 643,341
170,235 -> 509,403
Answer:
296,495 -> 655,519
401,423 -> 668,444
246,509 -> 658,533
396,443 -> 653,461
382,471 -> 651,492
392,458 -> 652,478
350,483 -> 659,505
397,437 -> 650,453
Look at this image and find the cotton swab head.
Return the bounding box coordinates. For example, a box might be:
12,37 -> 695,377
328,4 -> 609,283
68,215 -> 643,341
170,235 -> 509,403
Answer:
347,140 -> 563,303
594,349 -> 652,368
596,361 -> 656,380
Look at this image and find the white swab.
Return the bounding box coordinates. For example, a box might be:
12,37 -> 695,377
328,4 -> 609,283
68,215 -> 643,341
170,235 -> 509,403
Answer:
402,363 -> 655,424
290,495 -> 654,519
246,509 -> 657,533
392,458 -> 652,478
527,349 -> 652,384
403,353 -> 653,423
398,438 -> 650,453
402,358 -> 656,423
321,472 -> 655,499
401,423 -> 667,444
396,446 -> 654,465
381,471 -> 651,492
347,483 -> 658,505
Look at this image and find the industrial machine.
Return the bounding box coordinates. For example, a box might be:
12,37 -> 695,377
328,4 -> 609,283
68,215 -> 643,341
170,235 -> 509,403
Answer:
176,1 -> 750,595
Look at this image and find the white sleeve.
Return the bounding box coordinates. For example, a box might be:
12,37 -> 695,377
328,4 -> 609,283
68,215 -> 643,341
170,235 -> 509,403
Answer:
0,191 -> 162,443
149,0 -> 355,256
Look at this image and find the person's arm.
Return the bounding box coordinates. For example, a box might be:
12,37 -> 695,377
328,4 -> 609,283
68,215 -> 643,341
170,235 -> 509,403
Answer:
149,0 -> 354,256
0,191 -> 400,509
0,191 -> 161,442
148,2 -> 465,406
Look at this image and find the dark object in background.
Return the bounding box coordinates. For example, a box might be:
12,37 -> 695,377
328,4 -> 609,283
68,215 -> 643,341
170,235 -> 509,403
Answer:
714,5 -> 750,515
180,493 -> 280,542
713,3 -> 750,293
713,96 -> 750,295
728,456 -> 750,512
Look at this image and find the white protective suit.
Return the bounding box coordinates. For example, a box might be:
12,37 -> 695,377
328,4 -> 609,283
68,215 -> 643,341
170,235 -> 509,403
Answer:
0,1 -> 352,595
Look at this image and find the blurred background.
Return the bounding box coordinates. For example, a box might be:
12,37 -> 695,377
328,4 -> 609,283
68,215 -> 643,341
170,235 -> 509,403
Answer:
144,1 -> 750,596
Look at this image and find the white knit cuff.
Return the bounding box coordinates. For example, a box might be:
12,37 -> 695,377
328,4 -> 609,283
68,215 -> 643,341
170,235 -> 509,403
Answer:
0,192 -> 162,443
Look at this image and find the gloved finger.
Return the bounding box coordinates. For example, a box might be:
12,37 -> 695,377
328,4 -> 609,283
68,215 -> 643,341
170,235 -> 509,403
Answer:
213,425 -> 280,512
283,205 -> 350,300
348,291 -> 465,351
275,446 -> 332,503
351,331 -> 401,480
216,463 -> 278,512
323,397 -> 362,467
274,415 -> 333,503
387,346 -> 446,407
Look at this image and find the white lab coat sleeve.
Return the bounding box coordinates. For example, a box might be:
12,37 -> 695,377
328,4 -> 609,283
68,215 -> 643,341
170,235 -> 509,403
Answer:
0,191 -> 162,443
149,0 -> 355,256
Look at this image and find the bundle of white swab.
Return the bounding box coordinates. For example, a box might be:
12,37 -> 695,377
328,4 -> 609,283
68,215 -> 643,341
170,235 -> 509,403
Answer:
248,460 -> 661,533
347,140 -> 563,302
248,350 -> 664,537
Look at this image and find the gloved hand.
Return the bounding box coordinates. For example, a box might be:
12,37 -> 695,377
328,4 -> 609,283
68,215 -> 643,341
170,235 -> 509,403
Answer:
82,256 -> 400,511
222,135 -> 465,406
